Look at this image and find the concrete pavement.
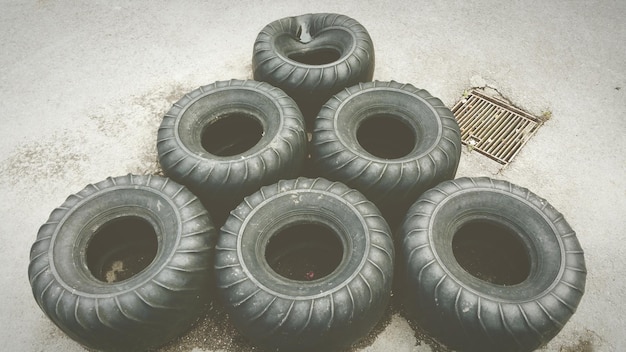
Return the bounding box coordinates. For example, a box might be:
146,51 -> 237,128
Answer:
1,1 -> 624,351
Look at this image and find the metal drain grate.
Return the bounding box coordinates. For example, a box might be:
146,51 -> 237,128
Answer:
451,89 -> 542,165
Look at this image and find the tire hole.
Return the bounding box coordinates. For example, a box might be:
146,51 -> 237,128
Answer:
453,221 -> 530,286
265,224 -> 343,281
201,113 -> 263,156
357,114 -> 416,159
288,48 -> 341,65
86,216 -> 158,283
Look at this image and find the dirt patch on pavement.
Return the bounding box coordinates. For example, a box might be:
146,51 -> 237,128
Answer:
1,130 -> 88,185
156,300 -> 259,352
554,329 -> 604,352
156,292 -> 448,352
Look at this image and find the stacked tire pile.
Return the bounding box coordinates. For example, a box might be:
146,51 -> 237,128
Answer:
28,13 -> 586,352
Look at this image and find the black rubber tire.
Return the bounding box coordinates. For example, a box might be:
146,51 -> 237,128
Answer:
157,79 -> 307,225
28,174 -> 217,352
399,177 -> 587,352
253,13 -> 375,126
215,177 -> 394,351
311,81 -> 461,225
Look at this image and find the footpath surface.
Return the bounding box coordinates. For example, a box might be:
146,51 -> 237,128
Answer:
1,1 -> 624,351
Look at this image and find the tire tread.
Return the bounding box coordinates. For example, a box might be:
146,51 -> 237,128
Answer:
312,81 -> 461,212
400,177 -> 586,351
28,175 -> 216,351
252,13 -> 374,122
215,177 -> 393,351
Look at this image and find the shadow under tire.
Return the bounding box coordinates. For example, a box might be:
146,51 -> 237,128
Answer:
215,177 -> 394,351
28,174 -> 217,352
253,13 -> 375,125
399,177 -> 587,352
157,79 -> 307,225
312,80 -> 461,225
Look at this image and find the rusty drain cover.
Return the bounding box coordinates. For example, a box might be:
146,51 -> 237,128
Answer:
451,89 -> 543,165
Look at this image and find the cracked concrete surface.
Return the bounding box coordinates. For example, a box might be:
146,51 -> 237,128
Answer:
1,1 -> 624,351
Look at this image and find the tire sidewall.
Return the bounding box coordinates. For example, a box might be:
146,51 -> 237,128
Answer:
423,186 -> 564,302
252,13 -> 375,123
253,13 -> 375,89
400,177 -> 586,351
270,16 -> 360,72
49,185 -> 182,296
157,80 -> 307,224
28,175 -> 216,351
216,178 -> 394,351
332,86 -> 444,163
312,81 -> 462,221
171,84 -> 284,162
238,188 -> 370,300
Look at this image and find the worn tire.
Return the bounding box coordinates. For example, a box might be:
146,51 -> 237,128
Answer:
157,79 -> 307,225
253,13 -> 375,125
215,177 -> 394,351
400,177 -> 587,352
312,81 -> 461,225
28,174 -> 217,351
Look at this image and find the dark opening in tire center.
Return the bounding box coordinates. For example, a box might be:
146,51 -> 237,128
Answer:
265,224 -> 343,281
201,113 -> 264,157
452,221 -> 530,285
288,48 -> 341,65
86,217 -> 158,283
357,114 -> 416,159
